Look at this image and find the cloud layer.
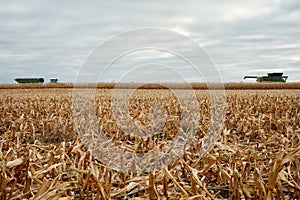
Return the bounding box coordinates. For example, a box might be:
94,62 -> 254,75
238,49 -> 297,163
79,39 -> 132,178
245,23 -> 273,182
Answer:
0,0 -> 299,83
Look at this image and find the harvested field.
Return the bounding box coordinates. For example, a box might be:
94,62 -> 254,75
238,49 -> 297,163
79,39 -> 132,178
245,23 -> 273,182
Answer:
0,87 -> 300,199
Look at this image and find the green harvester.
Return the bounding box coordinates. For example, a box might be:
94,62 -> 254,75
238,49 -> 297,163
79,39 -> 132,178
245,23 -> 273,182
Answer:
244,72 -> 288,82
15,78 -> 45,83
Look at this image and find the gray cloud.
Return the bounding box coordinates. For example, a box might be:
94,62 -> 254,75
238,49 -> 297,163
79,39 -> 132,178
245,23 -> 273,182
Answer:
0,0 -> 299,83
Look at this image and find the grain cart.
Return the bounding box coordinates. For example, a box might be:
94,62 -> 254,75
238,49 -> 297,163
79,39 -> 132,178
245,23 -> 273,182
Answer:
244,72 -> 288,82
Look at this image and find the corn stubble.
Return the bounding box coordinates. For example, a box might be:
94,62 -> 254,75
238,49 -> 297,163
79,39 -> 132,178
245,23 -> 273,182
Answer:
0,88 -> 300,199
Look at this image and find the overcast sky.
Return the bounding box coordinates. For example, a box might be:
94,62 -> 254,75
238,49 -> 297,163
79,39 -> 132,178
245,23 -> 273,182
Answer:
0,0 -> 300,83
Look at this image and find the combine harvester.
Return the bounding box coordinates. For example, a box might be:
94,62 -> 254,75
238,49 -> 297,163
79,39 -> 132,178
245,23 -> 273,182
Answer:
15,78 -> 45,83
244,72 -> 288,82
14,78 -> 58,83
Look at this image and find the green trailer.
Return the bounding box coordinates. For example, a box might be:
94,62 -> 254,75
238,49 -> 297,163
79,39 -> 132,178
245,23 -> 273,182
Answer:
244,73 -> 288,82
15,78 -> 45,83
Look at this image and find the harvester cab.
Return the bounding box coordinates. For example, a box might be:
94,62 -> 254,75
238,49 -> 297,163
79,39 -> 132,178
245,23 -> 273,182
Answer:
244,72 -> 288,82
